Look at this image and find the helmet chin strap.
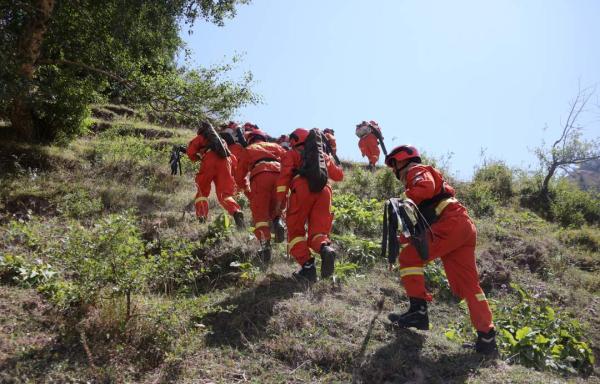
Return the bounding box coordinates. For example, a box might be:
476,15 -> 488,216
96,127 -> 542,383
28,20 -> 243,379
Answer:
394,161 -> 412,180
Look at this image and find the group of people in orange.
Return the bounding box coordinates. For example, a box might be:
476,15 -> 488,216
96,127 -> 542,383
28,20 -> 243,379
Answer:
184,119 -> 497,355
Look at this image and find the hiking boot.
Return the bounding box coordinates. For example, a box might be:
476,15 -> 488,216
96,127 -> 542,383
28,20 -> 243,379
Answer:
475,328 -> 498,355
258,240 -> 272,264
293,258 -> 317,283
198,216 -> 207,224
273,216 -> 285,243
233,211 -> 245,230
320,244 -> 336,279
388,297 -> 429,330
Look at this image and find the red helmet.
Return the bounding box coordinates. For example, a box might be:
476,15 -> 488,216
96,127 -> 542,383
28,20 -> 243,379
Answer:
369,120 -> 379,128
385,145 -> 421,167
227,121 -> 239,129
323,128 -> 334,135
246,129 -> 268,144
289,128 -> 309,147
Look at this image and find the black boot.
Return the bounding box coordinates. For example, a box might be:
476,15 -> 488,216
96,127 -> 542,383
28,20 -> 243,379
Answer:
198,216 -> 206,224
233,211 -> 245,230
293,258 -> 317,283
475,328 -> 498,355
320,244 -> 336,279
258,240 -> 272,264
388,297 -> 429,330
273,216 -> 285,243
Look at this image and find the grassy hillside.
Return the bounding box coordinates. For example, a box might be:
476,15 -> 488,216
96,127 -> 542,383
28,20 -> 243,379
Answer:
1,109 -> 599,383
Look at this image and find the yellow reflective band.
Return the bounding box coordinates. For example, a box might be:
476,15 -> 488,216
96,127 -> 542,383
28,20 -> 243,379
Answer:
475,293 -> 487,302
288,236 -> 306,251
399,267 -> 424,277
195,196 -> 208,204
276,186 -> 287,193
312,233 -> 327,241
255,221 -> 269,229
435,197 -> 458,216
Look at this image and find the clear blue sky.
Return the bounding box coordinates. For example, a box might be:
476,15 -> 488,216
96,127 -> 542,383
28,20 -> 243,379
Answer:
183,0 -> 600,179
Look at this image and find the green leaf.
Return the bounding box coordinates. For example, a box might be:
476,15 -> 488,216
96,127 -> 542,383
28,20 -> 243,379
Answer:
516,326 -> 532,341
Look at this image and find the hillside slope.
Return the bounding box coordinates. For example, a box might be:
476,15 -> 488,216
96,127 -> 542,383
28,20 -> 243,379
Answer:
0,109 -> 598,383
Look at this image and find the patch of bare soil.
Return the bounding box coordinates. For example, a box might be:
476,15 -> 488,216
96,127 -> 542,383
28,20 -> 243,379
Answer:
1,194 -> 57,222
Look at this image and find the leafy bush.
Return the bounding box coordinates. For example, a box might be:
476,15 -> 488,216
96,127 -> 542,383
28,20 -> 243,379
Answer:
332,234 -> 379,267
332,193 -> 383,237
59,189 -> 103,219
550,179 -> 600,228
424,261 -> 452,300
458,181 -> 497,217
558,227 -> 600,252
445,284 -> 595,375
473,161 -> 514,200
53,212 -> 155,319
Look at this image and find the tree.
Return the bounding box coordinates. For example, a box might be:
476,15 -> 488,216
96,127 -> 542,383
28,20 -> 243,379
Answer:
535,86 -> 600,200
0,0 -> 253,142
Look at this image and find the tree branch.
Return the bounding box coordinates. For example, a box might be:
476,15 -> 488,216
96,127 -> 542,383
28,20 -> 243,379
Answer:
37,59 -> 135,89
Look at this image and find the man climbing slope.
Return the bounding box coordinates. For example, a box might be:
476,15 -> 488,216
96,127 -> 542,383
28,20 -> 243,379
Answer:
235,129 -> 287,262
384,144 -> 497,355
275,128 -> 344,282
356,120 -> 384,171
187,121 -> 245,229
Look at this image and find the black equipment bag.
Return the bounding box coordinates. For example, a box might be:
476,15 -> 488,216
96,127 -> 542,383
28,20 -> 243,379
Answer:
199,122 -> 230,158
382,198 -> 430,263
370,125 -> 388,156
234,127 -> 248,147
298,128 -> 329,192
169,145 -> 187,175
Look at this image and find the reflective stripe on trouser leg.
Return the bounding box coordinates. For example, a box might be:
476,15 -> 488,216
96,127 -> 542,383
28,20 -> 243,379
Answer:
309,233 -> 328,253
195,196 -> 209,218
288,236 -> 310,265
218,195 -> 240,215
399,266 -> 433,301
466,291 -> 494,332
254,221 -> 271,242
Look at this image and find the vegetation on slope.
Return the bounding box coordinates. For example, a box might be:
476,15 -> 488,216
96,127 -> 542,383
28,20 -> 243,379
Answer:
0,109 -> 599,383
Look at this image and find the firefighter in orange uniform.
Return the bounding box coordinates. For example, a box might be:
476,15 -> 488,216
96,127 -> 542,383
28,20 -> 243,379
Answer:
384,145 -> 497,354
356,120 -> 381,171
187,122 -> 245,229
275,128 -> 344,282
220,122 -> 250,197
236,130 -> 287,262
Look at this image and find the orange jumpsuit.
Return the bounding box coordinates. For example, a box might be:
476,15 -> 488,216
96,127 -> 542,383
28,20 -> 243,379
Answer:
276,151 -> 344,265
236,141 -> 287,241
228,142 -> 250,196
358,133 -> 380,166
398,164 -> 493,333
187,135 -> 241,219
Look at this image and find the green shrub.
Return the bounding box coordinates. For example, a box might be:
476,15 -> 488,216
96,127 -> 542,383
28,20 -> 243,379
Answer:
550,179 -> 600,228
558,227 -> 600,252
473,161 -> 514,200
53,212 -> 155,319
445,284 -> 595,375
458,181 -> 497,217
424,261 -> 452,300
59,189 -> 103,219
332,233 -> 379,267
332,193 -> 383,237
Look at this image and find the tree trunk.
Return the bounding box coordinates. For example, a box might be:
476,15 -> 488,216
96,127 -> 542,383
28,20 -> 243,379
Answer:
9,0 -> 55,141
540,163 -> 558,201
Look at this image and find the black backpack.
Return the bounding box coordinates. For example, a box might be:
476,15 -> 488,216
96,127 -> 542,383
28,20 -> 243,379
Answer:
199,122 -> 230,158
298,128 -> 328,193
381,198 -> 430,263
